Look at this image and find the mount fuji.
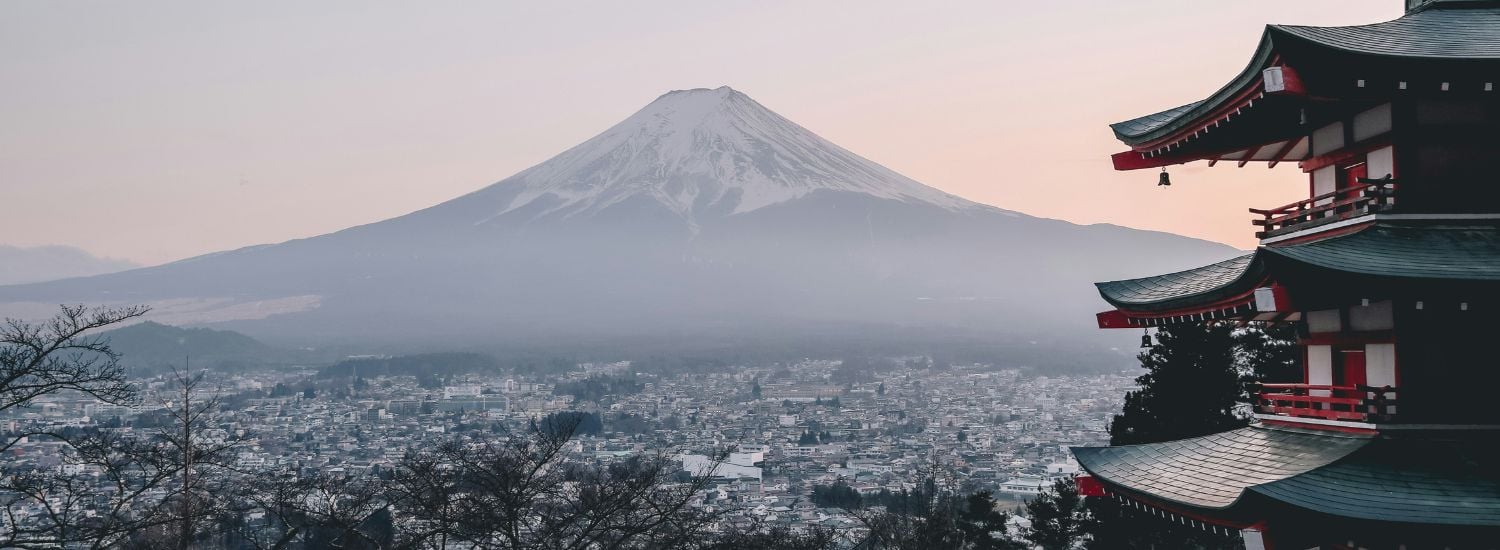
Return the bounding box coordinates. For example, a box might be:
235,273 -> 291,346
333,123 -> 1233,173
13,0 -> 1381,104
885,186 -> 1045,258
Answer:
0,87 -> 1237,366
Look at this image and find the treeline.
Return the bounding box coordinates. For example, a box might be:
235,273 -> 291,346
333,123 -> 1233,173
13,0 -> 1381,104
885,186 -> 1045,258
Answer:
553,375 -> 644,402
318,352 -> 500,388
539,410 -> 671,437
808,479 -> 979,516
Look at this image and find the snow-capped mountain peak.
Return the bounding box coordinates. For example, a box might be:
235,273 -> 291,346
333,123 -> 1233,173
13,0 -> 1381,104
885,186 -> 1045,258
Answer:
490,86 -> 980,220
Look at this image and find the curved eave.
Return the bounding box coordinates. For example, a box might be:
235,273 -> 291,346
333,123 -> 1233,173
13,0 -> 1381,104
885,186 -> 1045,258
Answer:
1263,222 -> 1500,281
1075,429 -> 1500,527
1071,426 -> 1370,511
1250,436 -> 1500,527
1112,5 -> 1500,158
1110,33 -> 1277,148
1269,6 -> 1500,60
1095,253 -> 1263,313
1098,222 -> 1500,320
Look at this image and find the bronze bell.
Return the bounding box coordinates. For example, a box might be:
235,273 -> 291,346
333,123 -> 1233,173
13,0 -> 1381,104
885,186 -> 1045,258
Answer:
1140,330 -> 1153,348
1158,169 -> 1171,186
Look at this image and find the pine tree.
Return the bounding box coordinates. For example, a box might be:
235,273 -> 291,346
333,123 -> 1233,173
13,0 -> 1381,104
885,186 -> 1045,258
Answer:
1023,478 -> 1088,550
1108,322 -> 1247,446
1080,321 -> 1294,549
1237,322 -> 1301,385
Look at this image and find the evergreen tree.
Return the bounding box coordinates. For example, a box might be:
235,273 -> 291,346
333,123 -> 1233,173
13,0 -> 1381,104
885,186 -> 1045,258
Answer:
1078,321 -> 1294,549
1023,478 -> 1088,549
958,491 -> 1026,550
1236,322 -> 1301,385
1108,322 -> 1247,446
798,431 -> 819,445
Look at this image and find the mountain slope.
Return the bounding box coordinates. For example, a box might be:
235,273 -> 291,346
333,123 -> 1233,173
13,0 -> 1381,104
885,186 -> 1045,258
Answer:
0,87 -> 1238,366
0,245 -> 137,285
99,321 -> 304,375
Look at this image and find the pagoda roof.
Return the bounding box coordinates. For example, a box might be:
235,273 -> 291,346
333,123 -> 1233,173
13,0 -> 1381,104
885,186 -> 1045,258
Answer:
1274,3 -> 1500,60
1110,2 -> 1500,168
1071,426 -> 1369,510
1268,222 -> 1500,281
1074,426 -> 1500,526
1251,436 -> 1500,527
1095,254 -> 1261,313
1096,222 -> 1500,319
1109,102 -> 1203,142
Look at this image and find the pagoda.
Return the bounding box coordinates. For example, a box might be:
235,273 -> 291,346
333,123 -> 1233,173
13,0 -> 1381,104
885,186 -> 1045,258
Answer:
1072,1 -> 1500,548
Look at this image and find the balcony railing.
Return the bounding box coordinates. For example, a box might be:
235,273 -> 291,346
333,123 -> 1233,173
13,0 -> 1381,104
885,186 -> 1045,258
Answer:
1255,383 -> 1397,423
1251,179 -> 1397,239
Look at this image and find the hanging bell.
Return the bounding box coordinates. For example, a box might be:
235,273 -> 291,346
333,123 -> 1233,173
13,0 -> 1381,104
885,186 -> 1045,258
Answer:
1140,330 -> 1153,348
1157,168 -> 1172,186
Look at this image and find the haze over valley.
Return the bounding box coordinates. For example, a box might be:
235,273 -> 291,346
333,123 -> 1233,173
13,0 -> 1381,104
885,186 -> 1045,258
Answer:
0,87 -> 1237,369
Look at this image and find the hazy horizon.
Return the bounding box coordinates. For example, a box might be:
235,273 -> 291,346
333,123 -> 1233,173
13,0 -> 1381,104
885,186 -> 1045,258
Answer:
3,1 -> 1399,266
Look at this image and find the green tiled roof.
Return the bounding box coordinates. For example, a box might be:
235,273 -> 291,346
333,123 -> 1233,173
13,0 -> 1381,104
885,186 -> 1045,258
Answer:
1251,436 -> 1500,526
1109,102 -> 1204,141
1074,427 -> 1500,526
1096,222 -> 1500,313
1273,4 -> 1500,60
1094,254 -> 1260,312
1264,223 -> 1500,281
1071,426 -> 1370,509
1112,3 -> 1500,146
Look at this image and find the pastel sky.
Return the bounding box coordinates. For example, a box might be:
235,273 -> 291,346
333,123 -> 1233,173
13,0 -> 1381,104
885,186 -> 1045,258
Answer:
1,1 -> 1402,266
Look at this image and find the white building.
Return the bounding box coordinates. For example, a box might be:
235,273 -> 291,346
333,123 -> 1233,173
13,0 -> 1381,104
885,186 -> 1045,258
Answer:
443,385 -> 483,399
998,477 -> 1048,496
680,454 -> 762,481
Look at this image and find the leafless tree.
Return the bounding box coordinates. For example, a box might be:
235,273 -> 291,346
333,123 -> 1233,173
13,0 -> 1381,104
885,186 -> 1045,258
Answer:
700,520 -> 842,550
0,363 -> 245,549
390,416 -> 726,550
216,471 -> 391,550
143,367 -> 244,549
0,304 -> 147,449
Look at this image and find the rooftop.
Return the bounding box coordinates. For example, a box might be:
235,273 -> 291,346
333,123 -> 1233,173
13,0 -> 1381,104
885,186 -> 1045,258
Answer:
1074,425 -> 1500,526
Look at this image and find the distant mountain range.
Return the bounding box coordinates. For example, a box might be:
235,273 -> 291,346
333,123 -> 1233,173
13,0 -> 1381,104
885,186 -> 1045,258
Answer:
0,245 -> 137,286
0,87 -> 1238,370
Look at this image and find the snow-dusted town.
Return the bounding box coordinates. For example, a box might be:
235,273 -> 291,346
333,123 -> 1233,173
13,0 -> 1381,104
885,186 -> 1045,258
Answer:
3,357 -> 1128,537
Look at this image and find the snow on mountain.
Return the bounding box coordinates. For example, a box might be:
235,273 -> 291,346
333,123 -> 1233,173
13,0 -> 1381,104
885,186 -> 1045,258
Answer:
486,86 -> 983,224
0,86 -> 1241,367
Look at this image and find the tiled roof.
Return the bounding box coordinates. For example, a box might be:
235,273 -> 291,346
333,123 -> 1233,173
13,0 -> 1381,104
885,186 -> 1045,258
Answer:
1096,222 -> 1500,313
1265,223 -> 1500,281
1071,426 -> 1370,509
1075,427 -> 1500,526
1111,3 -> 1500,145
1094,254 -> 1259,311
1273,5 -> 1500,59
1108,102 -> 1203,140
1251,436 -> 1500,526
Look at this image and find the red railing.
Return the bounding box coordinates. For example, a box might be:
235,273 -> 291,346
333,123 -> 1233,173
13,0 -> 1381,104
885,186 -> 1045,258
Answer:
1255,383 -> 1397,423
1250,179 -> 1396,238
